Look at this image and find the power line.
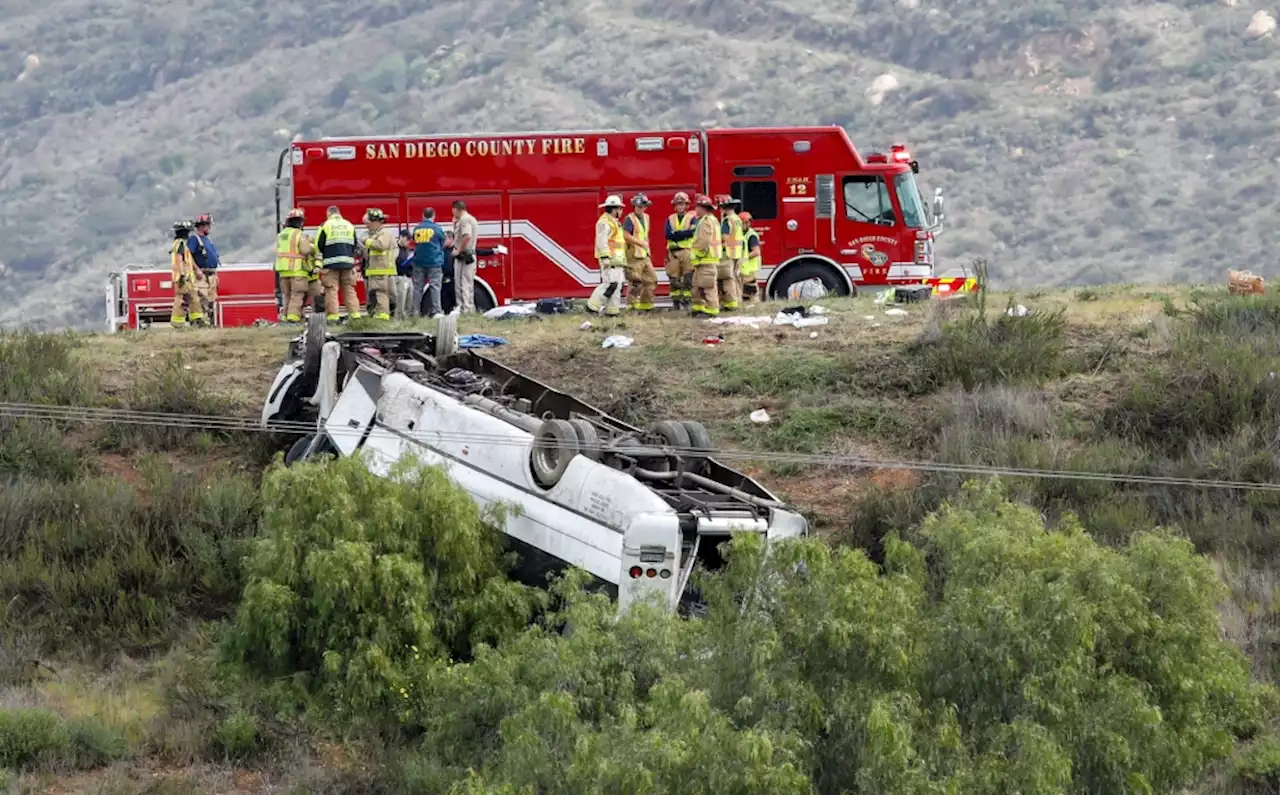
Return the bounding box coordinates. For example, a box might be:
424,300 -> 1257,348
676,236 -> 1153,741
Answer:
1,400 -> 1277,494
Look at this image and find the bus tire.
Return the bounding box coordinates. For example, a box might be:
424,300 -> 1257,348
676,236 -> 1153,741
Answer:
434,313 -> 459,358
680,420 -> 712,454
302,313 -> 327,381
285,434 -> 314,465
648,420 -> 692,451
531,419 -> 580,488
568,419 -> 602,461
768,259 -> 856,300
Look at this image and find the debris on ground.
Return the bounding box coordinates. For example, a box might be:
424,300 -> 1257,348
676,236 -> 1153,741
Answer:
775,305 -> 830,327
483,304 -> 537,319
1229,270 -> 1266,295
749,409 -> 771,424
459,334 -> 509,348
1006,304 -> 1029,317
702,334 -> 725,346
787,278 -> 828,300
580,321 -> 593,330
884,308 -> 908,317
708,315 -> 773,326
601,335 -> 632,348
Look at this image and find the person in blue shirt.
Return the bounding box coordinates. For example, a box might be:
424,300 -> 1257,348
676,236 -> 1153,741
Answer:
411,207 -> 447,318
393,229 -> 413,318
188,214 -> 221,319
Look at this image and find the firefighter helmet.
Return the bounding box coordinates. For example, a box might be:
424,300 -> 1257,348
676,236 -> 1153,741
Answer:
672,191 -> 690,205
599,194 -> 624,209
364,208 -> 386,223
694,194 -> 715,208
718,194 -> 741,207
286,208 -> 305,220
194,213 -> 212,226
739,211 -> 753,224
172,220 -> 193,233
631,193 -> 651,207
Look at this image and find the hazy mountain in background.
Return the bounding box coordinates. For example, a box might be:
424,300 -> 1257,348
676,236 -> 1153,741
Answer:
2,0 -> 1278,330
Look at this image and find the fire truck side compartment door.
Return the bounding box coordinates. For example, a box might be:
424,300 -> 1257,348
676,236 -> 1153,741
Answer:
782,178 -> 816,252
507,189 -> 600,298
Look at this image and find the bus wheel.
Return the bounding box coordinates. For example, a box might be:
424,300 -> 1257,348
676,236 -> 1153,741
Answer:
768,260 -> 856,300
531,419 -> 581,488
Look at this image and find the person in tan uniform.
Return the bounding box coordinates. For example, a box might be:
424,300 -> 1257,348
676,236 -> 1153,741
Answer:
717,195 -> 743,311
274,208 -> 316,322
622,193 -> 657,311
689,194 -> 722,317
169,220 -> 205,327
360,208 -> 398,320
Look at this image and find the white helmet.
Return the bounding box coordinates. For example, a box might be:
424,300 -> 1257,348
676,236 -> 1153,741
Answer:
599,194 -> 624,209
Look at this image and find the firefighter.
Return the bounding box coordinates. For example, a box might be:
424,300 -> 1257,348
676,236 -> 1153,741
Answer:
622,193 -> 657,311
718,195 -> 743,312
274,208 -> 316,322
189,214 -> 220,320
169,220 -> 204,328
360,208 -> 398,320
587,194 -> 627,316
739,211 -> 762,303
315,206 -> 362,321
664,192 -> 696,310
689,194 -> 722,317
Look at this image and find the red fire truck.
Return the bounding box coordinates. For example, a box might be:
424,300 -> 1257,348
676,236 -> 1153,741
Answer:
105,125 -> 963,330
277,125 -> 959,312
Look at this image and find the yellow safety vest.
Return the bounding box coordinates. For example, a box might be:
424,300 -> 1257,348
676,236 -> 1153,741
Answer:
626,212 -> 650,260
692,214 -> 722,266
363,228 -> 398,276
274,228 -> 308,277
723,212 -> 744,260
668,212 -> 694,250
318,215 -> 356,267
741,231 -> 763,276
595,213 -> 625,263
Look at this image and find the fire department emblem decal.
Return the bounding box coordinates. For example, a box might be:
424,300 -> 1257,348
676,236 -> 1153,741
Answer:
861,243 -> 889,267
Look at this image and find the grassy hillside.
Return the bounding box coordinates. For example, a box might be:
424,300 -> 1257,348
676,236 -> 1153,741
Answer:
3,0 -> 1280,330
3,286 -> 1280,790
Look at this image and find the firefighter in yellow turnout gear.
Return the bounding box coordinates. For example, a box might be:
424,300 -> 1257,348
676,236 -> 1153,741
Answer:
664,192 -> 696,311
622,193 -> 657,311
587,194 -> 627,316
275,208 -> 317,322
739,211 -> 762,303
717,195 -> 743,311
169,220 -> 205,327
360,208 -> 398,320
689,194 -> 722,317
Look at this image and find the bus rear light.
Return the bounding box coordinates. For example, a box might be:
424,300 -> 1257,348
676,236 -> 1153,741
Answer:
629,566 -> 643,579
659,569 -> 671,579
645,568 -> 657,578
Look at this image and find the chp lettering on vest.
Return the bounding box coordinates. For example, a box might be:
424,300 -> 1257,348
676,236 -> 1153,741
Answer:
365,136 -> 588,160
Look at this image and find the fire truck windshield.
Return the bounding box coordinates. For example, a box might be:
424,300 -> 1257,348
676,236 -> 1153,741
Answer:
893,171 -> 927,228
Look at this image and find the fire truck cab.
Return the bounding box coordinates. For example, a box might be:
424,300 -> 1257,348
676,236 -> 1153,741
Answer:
278,126 -> 954,311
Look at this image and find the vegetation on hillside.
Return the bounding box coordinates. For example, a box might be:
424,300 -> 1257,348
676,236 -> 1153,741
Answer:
0,285 -> 1278,791
3,0 -> 1280,329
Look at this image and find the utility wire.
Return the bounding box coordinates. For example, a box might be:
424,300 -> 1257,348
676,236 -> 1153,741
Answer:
1,401 -> 1278,494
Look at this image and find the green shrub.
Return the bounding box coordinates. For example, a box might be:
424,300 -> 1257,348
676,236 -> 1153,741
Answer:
0,708 -> 69,768
917,302 -> 1068,390
104,353 -> 243,452
213,710 -> 258,760
0,331 -> 100,480
0,462 -> 259,654
224,454 -> 544,722
67,717 -> 130,768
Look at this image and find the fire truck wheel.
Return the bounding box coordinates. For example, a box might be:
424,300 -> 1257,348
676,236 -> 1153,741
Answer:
285,434 -> 315,465
648,420 -> 692,452
768,260 -> 856,300
568,419 -> 602,461
531,419 -> 581,488
434,313 -> 459,358
302,314 -> 327,381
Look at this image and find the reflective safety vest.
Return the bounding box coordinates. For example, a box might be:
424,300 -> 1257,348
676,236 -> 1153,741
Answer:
363,227 -> 398,276
274,228 -> 308,277
626,212 -> 650,261
668,212 -> 694,250
723,212 -> 744,260
318,215 -> 356,268
741,231 -> 763,276
595,213 -> 625,264
692,214 -> 722,266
